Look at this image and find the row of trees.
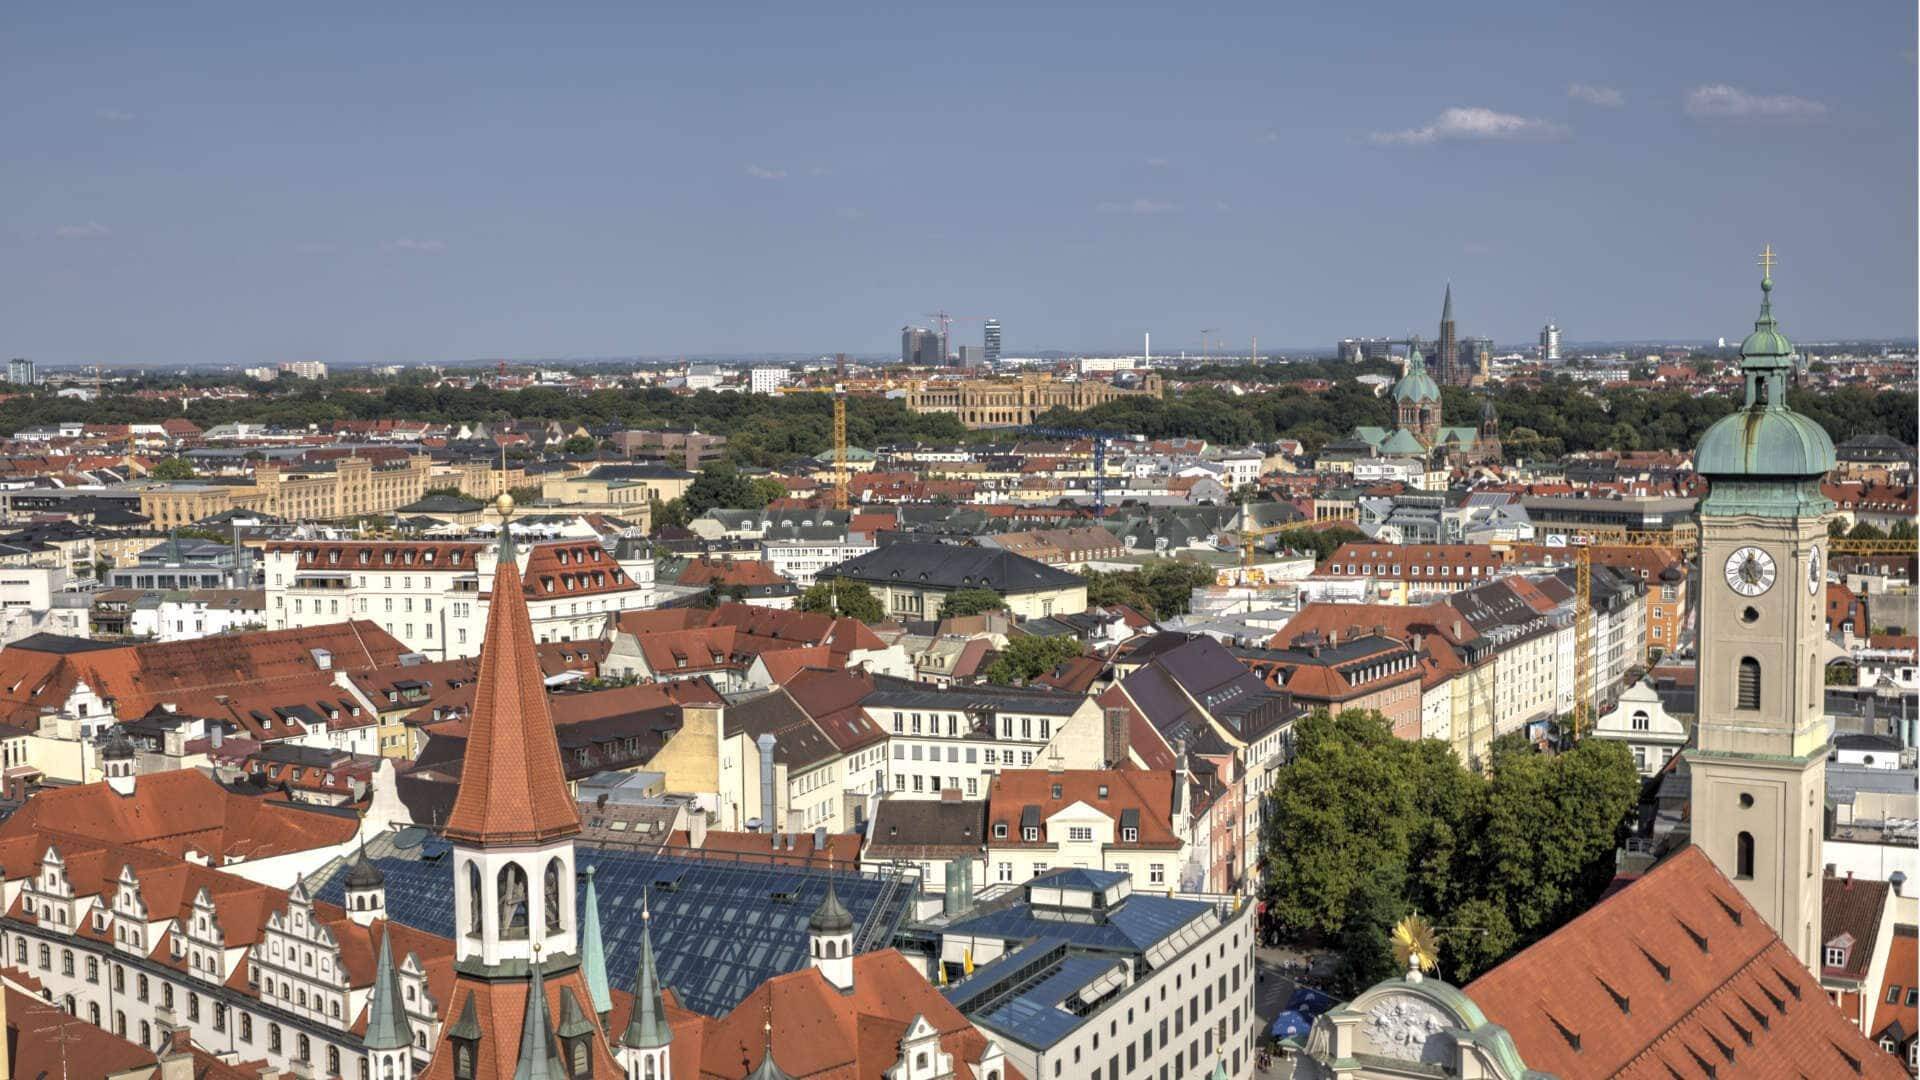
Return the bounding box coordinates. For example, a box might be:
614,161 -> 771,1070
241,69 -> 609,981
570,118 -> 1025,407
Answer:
1080,560 -> 1218,619
1262,711 -> 1641,992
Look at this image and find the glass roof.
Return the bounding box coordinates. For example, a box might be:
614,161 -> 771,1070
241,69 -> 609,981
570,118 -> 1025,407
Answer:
314,844 -> 915,1016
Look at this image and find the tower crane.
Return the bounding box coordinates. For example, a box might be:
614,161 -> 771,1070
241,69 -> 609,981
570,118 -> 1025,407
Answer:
1561,529 -> 1916,742
1201,329 -> 1219,361
831,384 -> 849,512
1017,426 -> 1118,515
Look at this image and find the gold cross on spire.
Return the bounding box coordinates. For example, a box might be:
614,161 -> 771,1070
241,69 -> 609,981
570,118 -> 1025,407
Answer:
1757,244 -> 1777,279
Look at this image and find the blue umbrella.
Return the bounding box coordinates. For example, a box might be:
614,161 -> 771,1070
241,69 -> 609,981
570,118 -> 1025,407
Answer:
1287,987 -> 1337,1017
1269,1010 -> 1311,1040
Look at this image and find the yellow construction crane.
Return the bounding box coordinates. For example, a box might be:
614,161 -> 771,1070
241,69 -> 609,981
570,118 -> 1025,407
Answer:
1566,531 -> 1917,741
830,385 -> 848,512
1562,530 -> 1696,742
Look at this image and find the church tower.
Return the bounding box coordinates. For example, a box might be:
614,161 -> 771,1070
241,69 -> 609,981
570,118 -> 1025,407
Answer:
422,494 -> 625,1080
1437,283 -> 1458,386
1686,250 -> 1833,971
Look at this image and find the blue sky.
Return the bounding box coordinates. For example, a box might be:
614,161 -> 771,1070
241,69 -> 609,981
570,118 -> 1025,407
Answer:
4,0 -> 1914,366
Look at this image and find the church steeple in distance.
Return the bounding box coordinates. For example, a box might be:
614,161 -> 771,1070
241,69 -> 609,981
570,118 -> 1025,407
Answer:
1437,282 -> 1458,385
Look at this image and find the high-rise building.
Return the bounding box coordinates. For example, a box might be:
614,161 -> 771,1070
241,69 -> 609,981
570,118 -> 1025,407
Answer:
900,326 -> 942,366
957,345 -> 987,368
1686,256 -> 1831,970
1336,337 -> 1397,362
6,358 -> 34,386
749,366 -> 789,395
1436,283 -> 1459,385
983,319 -> 1002,364
1540,322 -> 1562,361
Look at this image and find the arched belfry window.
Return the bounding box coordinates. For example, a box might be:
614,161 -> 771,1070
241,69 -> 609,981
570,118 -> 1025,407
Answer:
544,857 -> 565,934
1737,658 -> 1761,711
1736,831 -> 1755,879
466,862 -> 483,936
499,863 -> 529,939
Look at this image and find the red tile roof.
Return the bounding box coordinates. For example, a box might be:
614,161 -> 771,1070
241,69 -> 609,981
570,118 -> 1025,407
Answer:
986,769 -> 1180,850
443,545 -> 581,846
1870,925 -> 1917,1045
0,770 -> 358,864
696,951 -> 1020,1079
1466,845 -> 1908,1080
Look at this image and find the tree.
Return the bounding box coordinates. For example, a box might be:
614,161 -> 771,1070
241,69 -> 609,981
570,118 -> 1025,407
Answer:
1082,568 -> 1161,616
984,636 -> 1084,685
1262,709 -> 1638,978
650,497 -> 690,532
149,458 -> 196,481
682,462 -> 759,517
797,578 -> 884,622
1847,520 -> 1888,541
938,588 -> 1007,618
1890,520 -> 1918,541
1138,561 -> 1216,619
563,434 -> 597,456
749,477 -> 788,508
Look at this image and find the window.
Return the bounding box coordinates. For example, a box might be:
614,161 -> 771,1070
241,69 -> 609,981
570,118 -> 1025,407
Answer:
1825,945 -> 1847,968
1149,863 -> 1165,885
1737,657 -> 1761,710
1022,827 -> 1038,842
1121,826 -> 1138,842
1735,831 -> 1755,879
997,862 -> 1012,883
1630,710 -> 1651,732
1068,826 -> 1093,842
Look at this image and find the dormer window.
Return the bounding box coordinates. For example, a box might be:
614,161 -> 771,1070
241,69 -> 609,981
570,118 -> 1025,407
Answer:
993,823 -> 1007,839
1825,944 -> 1849,969
1022,827 -> 1038,842
1121,827 -> 1138,842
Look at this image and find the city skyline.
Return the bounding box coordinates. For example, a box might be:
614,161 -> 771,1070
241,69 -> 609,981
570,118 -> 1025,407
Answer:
5,0 -> 1915,366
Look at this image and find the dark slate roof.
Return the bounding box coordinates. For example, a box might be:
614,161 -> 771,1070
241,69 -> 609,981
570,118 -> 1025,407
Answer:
821,542 -> 1082,593
721,688 -> 838,771
863,683 -> 1086,717
864,797 -> 988,859
588,463 -> 698,481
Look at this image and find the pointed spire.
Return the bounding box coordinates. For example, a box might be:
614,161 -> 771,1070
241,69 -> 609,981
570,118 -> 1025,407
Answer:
745,1000 -> 791,1080
363,928 -> 415,1051
1441,282 -> 1454,324
623,889 -> 673,1050
513,950 -> 560,1080
809,874 -> 853,935
580,866 -> 611,1017
443,492 -> 579,847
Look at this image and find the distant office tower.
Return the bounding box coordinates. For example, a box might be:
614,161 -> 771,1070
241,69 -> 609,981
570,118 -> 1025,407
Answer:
1540,322 -> 1562,361
7,358 -> 34,386
901,326 -> 942,366
1337,337 -> 1397,362
750,366 -> 790,395
1458,336 -> 1494,379
983,319 -> 1002,364
957,346 -> 987,369
1436,283 -> 1459,385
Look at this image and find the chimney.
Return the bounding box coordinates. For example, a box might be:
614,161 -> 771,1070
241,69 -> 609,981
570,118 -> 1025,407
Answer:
756,733 -> 778,835
688,807 -> 708,849
813,825 -> 827,851
1103,707 -> 1131,769
1172,737 -> 1188,819
1844,870 -> 1854,890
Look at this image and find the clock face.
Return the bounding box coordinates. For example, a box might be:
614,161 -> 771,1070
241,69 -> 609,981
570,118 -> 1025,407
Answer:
1808,545 -> 1822,595
1725,546 -> 1776,597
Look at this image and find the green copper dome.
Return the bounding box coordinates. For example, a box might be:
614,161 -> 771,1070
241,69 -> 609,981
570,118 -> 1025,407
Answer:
1391,346 -> 1441,404
1697,263 -> 1835,517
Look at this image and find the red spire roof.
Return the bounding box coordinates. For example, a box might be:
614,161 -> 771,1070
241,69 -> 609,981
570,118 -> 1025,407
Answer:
442,546 -> 580,846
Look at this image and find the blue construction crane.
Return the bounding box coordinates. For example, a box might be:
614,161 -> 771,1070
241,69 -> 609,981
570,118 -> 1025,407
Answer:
1017,426 -> 1118,515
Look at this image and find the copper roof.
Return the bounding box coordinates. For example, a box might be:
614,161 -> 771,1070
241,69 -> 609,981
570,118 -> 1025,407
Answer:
442,546 -> 581,847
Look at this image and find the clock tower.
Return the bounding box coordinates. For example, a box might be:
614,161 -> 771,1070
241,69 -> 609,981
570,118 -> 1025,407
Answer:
1686,250 -> 1833,971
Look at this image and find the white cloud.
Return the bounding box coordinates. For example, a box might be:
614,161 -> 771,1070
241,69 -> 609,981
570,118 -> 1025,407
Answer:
1567,83 -> 1624,107
385,238 -> 446,253
1684,84 -> 1827,121
55,222 -> 111,239
1096,198 -> 1180,215
745,164 -> 787,180
1370,106 -> 1569,146
95,108 -> 136,122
